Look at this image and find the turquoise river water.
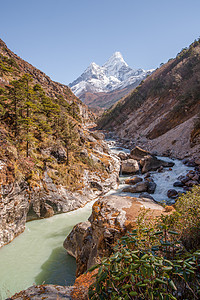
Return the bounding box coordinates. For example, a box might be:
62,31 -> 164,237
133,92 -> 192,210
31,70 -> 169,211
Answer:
0,200 -> 95,299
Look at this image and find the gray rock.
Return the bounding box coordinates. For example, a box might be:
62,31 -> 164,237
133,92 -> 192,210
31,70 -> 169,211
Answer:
123,181 -> 148,193
147,181 -> 157,194
180,176 -> 190,184
173,181 -> 184,187
0,168 -> 29,248
184,180 -> 199,187
63,221 -> 91,259
185,160 -> 197,167
167,189 -> 178,199
130,146 -> 150,160
80,148 -> 88,157
91,131 -> 105,140
121,159 -> 139,174
195,158 -> 200,165
90,181 -> 103,191
141,155 -> 174,173
118,151 -> 128,160
124,176 -> 143,185
139,193 -> 155,201
8,284 -> 73,299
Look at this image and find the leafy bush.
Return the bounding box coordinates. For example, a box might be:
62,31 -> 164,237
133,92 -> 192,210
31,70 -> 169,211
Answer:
88,187 -> 200,299
88,227 -> 200,299
174,185 -> 200,250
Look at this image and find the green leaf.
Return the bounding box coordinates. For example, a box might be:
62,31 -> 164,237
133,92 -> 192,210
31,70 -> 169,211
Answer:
129,291 -> 138,296
141,254 -> 149,260
154,231 -> 163,235
144,279 -> 151,284
154,278 -> 166,285
163,266 -> 173,271
98,272 -> 107,282
122,284 -> 132,289
131,253 -> 139,259
88,264 -> 98,272
137,283 -> 147,287
168,279 -> 177,291
184,261 -> 195,269
168,230 -> 179,235
131,275 -> 135,282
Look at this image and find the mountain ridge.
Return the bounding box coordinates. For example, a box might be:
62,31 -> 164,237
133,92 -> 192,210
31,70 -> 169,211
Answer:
69,52 -> 153,109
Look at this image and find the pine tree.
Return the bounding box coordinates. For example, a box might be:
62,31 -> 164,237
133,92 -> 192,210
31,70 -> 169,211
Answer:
20,74 -> 38,157
8,79 -> 24,138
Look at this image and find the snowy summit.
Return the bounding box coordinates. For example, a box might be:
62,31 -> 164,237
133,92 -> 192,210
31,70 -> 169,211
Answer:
69,52 -> 153,96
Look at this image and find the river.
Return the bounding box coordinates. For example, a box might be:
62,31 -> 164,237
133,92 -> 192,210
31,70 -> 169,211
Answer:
0,140 -> 193,299
0,201 -> 95,299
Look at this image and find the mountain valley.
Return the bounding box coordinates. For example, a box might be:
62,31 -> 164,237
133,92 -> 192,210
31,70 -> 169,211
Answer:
0,38 -> 200,300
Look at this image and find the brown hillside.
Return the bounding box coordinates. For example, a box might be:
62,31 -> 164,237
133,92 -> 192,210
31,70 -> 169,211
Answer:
98,39 -> 200,158
79,81 -> 142,110
0,39 -> 119,248
0,38 -> 91,119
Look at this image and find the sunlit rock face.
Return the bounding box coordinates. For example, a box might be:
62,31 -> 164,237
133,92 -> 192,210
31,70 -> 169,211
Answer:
64,194 -> 165,277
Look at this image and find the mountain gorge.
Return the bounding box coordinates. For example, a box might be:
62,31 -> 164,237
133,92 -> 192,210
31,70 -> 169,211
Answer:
1,37 -> 200,300
0,39 -> 120,248
98,40 -> 200,159
69,52 -> 153,109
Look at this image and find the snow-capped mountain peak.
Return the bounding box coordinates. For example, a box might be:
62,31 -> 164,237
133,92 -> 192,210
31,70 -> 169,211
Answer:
69,52 -> 153,97
103,51 -> 127,67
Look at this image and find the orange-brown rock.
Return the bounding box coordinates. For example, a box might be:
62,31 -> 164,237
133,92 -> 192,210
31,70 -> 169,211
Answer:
124,176 -> 143,185
64,195 -> 167,277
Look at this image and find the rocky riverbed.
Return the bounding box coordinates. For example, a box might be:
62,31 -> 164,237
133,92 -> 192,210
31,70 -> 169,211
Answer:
63,141 -> 200,278
7,136 -> 200,299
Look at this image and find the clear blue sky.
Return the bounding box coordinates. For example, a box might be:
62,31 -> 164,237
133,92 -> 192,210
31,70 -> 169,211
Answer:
0,0 -> 200,84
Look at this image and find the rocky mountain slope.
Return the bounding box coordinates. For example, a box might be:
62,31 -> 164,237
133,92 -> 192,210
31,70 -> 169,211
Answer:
69,52 -> 153,109
0,39 -> 120,247
98,40 -> 200,159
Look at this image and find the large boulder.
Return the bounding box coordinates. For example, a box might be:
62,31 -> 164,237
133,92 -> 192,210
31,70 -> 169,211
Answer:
141,155 -> 175,173
121,159 -> 139,174
147,181 -> 157,194
125,176 -> 143,185
139,192 -> 155,201
173,181 -> 184,187
64,195 -> 165,276
167,189 -> 178,199
122,181 -> 148,193
130,146 -> 150,160
195,158 -> 200,165
91,131 -> 105,140
118,151 -> 129,160
9,285 -> 73,299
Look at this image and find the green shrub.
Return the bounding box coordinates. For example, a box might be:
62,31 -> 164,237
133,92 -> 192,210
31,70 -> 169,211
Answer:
88,187 -> 200,299
88,228 -> 200,299
174,186 -> 200,250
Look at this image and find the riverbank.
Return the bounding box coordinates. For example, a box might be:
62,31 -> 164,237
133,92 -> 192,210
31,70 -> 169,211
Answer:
6,137 -> 200,299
